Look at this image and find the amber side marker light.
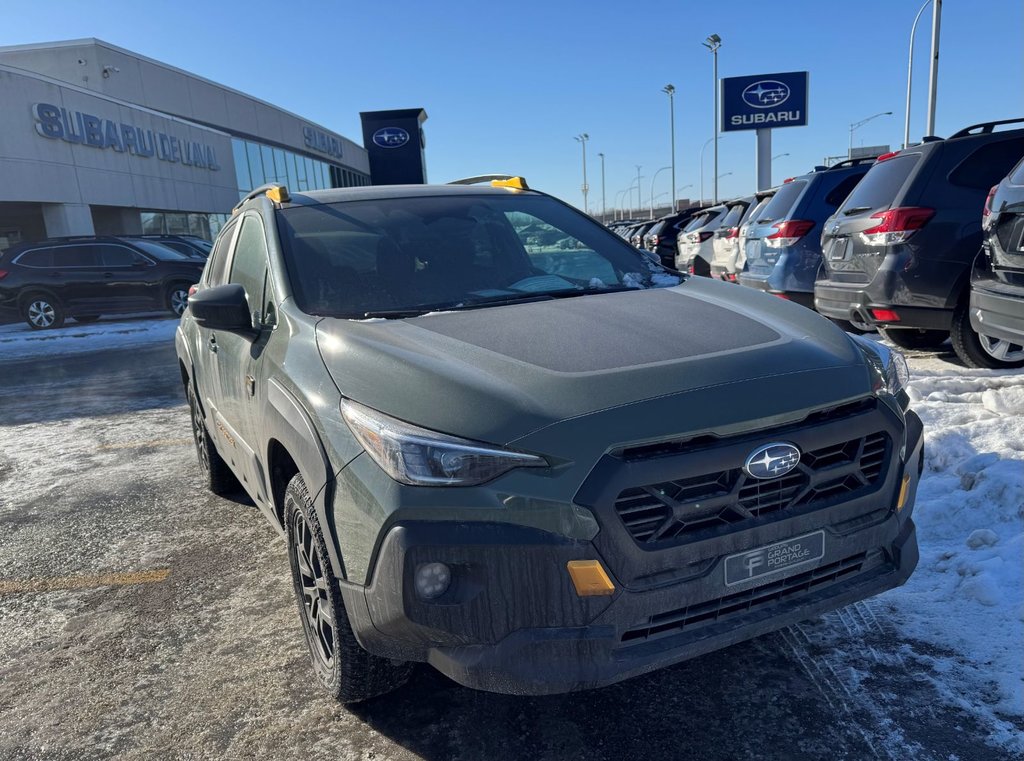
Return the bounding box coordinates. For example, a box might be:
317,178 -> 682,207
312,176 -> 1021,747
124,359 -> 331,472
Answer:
897,474 -> 912,511
567,560 -> 615,597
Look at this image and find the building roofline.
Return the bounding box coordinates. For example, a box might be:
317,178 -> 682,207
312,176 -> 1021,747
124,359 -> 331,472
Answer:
0,37 -> 357,150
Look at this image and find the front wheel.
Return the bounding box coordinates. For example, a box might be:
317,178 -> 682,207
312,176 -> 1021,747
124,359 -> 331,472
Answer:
285,473 -> 412,703
950,305 -> 1024,369
22,294 -> 65,330
879,327 -> 949,350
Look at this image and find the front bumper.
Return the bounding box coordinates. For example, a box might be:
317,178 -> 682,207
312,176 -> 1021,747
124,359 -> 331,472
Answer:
343,408 -> 924,696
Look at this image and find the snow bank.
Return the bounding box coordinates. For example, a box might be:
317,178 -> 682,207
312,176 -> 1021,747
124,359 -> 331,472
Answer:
890,356 -> 1024,731
0,316 -> 177,361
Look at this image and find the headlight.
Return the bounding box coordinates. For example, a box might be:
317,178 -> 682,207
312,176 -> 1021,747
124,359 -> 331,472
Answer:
850,334 -> 910,396
341,399 -> 547,486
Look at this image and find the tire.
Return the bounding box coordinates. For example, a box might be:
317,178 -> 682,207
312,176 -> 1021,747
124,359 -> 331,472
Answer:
285,473 -> 412,703
167,283 -> 191,317
830,318 -> 877,335
879,327 -> 949,350
73,315 -> 101,323
21,293 -> 65,330
950,304 -> 1024,369
186,382 -> 239,495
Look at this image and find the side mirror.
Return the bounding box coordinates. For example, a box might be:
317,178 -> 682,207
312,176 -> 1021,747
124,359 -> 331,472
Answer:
189,283 -> 255,334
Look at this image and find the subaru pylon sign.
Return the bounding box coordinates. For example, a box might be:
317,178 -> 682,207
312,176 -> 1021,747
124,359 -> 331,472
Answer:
721,71 -> 809,132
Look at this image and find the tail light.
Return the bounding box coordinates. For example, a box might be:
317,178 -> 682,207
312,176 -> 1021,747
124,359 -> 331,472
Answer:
773,293 -> 791,300
725,227 -> 739,239
688,265 -> 695,274
0,269 -> 8,280
764,219 -> 815,248
875,151 -> 901,162
188,284 -> 199,297
690,231 -> 714,243
983,185 -> 998,217
871,308 -> 900,322
651,235 -> 660,246
859,207 -> 934,246
725,272 -> 737,282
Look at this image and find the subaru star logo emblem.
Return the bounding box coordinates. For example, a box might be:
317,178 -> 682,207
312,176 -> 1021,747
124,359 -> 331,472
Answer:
372,127 -> 410,149
832,222 -> 841,235
743,443 -> 801,480
741,80 -> 791,109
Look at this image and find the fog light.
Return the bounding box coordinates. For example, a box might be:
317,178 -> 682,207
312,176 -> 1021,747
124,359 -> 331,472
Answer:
414,562 -> 451,600
871,308 -> 900,322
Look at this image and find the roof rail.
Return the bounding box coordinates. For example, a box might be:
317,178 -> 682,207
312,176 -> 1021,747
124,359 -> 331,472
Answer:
447,174 -> 514,185
828,156 -> 880,169
233,183 -> 290,213
948,118 -> 1024,139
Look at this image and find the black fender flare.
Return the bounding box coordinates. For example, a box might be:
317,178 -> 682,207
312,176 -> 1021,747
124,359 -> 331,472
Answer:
264,378 -> 345,580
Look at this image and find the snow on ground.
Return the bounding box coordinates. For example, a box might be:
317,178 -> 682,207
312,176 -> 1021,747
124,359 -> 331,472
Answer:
0,315 -> 178,361
889,353 -> 1024,742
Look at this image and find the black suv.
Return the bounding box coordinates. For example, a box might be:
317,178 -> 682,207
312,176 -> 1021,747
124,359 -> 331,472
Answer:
643,207 -> 702,267
0,236 -> 205,329
740,159 -> 876,318
968,154 -> 1024,367
816,119 -> 1024,362
138,234 -> 212,259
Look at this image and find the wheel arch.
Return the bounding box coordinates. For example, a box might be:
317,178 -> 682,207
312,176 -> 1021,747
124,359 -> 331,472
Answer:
17,287 -> 62,309
264,379 -> 346,580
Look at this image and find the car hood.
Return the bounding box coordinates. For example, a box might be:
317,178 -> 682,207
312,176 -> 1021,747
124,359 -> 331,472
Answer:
315,279 -> 873,447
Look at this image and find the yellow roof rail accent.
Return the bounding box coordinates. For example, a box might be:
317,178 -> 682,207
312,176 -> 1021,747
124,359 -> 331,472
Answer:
266,185 -> 291,203
490,176 -> 529,190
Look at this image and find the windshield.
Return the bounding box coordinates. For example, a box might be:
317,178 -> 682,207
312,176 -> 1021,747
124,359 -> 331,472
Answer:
126,239 -> 191,261
757,181 -> 807,223
276,193 -> 681,318
838,154 -> 920,214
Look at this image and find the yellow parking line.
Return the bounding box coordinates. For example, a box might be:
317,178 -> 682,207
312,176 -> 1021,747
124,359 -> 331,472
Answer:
97,439 -> 191,450
0,569 -> 170,594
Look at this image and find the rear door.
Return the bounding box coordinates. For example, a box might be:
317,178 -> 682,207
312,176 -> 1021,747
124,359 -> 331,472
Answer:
49,244 -> 105,309
97,243 -> 154,309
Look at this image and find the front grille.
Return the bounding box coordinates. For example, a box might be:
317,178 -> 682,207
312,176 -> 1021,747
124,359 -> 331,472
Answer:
620,551 -> 869,644
615,431 -> 889,545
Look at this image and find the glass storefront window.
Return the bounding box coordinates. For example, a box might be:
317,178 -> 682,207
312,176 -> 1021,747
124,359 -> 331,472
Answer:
274,148 -> 287,186
232,140 -> 252,193
247,141 -> 264,188
260,144 -> 277,183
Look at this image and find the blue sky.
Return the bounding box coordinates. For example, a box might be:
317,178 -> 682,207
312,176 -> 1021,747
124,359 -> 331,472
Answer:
2,0 -> 1021,212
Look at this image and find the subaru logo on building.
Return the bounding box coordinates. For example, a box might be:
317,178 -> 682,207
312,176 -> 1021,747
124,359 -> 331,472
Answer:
372,127 -> 410,149
743,443 -> 801,480
741,80 -> 791,109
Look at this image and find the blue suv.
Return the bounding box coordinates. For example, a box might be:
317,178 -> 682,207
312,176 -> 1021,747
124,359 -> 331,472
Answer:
739,159 -> 876,322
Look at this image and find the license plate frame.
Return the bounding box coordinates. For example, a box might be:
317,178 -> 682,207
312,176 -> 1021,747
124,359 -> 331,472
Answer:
724,530 -> 826,587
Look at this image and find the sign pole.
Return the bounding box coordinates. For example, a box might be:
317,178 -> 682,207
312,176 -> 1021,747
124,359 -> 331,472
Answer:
756,129 -> 772,191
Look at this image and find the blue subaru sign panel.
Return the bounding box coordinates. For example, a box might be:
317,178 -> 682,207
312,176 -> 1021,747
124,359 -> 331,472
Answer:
721,71 -> 809,132
372,127 -> 410,149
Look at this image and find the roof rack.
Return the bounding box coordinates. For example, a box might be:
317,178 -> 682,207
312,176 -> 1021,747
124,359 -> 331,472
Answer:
948,118 -> 1024,139
447,174 -> 530,190
233,183 -> 290,213
828,156 -> 880,169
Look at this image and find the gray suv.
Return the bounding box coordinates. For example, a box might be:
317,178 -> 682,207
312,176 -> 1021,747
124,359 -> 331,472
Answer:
177,179 -> 923,702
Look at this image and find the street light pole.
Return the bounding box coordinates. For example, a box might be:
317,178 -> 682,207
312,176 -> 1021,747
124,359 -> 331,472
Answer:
574,134 -> 590,214
904,0 -> 933,148
663,84 -> 677,211
635,165 -> 643,215
925,0 -> 942,137
598,152 -> 606,222
849,112 -> 893,157
703,34 -> 722,204
650,166 -> 671,219
699,137 -> 716,204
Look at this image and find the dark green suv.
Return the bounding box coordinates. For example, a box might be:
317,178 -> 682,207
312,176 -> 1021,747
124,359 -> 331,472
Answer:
176,178 -> 923,702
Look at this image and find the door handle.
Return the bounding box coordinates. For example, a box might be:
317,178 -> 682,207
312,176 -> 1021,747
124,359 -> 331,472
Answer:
103,272 -> 114,278
208,335 -> 218,353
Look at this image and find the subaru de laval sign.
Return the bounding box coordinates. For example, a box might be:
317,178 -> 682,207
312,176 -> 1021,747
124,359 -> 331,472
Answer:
721,71 -> 809,132
372,127 -> 410,149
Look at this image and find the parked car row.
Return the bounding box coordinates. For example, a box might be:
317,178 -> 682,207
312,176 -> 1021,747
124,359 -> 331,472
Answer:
0,234 -> 210,329
609,118 -> 1024,368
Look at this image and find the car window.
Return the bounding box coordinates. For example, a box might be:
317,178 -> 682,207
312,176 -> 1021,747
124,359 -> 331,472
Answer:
126,239 -> 189,261
160,240 -> 203,258
683,212 -> 712,232
276,193 -> 677,319
758,181 -> 807,222
948,138 -> 1024,190
52,246 -> 100,267
823,173 -> 865,207
16,248 -> 54,267
647,221 -> 666,237
205,221 -> 238,285
229,215 -> 269,320
838,154 -> 920,213
720,203 -> 747,228
100,246 -> 143,267
1009,155 -> 1024,185
743,198 -> 771,225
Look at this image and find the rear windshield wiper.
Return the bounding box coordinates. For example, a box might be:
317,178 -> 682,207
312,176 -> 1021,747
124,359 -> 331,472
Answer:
842,206 -> 872,216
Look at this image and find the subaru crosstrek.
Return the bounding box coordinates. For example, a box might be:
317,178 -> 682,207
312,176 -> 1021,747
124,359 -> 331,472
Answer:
177,177 -> 922,702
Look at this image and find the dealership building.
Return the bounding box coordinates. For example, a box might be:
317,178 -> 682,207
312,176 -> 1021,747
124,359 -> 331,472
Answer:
0,39 -> 375,250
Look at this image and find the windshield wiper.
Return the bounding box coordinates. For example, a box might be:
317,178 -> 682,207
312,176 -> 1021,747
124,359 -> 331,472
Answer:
842,206 -> 872,216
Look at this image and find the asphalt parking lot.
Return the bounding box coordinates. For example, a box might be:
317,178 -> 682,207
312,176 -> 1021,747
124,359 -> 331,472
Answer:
0,320 -> 1020,761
